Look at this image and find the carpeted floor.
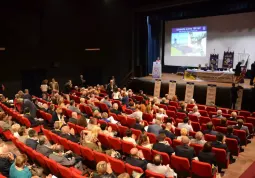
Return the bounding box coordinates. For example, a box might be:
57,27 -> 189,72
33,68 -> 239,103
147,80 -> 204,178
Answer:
239,161 -> 255,178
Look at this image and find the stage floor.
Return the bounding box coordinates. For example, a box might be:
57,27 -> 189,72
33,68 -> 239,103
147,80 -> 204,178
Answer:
137,73 -> 252,89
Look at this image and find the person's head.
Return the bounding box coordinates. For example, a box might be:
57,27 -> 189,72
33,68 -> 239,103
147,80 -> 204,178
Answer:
203,142 -> 212,152
71,112 -> 78,119
96,161 -> 108,175
181,136 -> 190,145
165,122 -> 172,131
70,100 -> 75,106
232,83 -> 235,87
180,128 -> 188,136
180,102 -> 186,110
135,104 -> 141,111
54,121 -> 61,130
155,118 -> 162,125
42,103 -> 49,110
42,93 -> 47,99
158,108 -> 164,114
206,122 -> 213,131
172,95 -> 178,101
28,129 -> 37,138
237,119 -> 244,127
138,133 -> 149,145
113,103 -> 118,110
52,78 -> 56,82
90,117 -> 98,125
190,99 -> 195,104
231,112 -> 237,118
161,97 -> 166,103
15,154 -> 28,168
157,133 -> 166,142
192,106 -> 198,112
61,126 -> 70,134
126,129 -> 132,137
227,125 -> 234,134
93,110 -> 101,118
217,110 -> 222,116
11,124 -> 21,133
220,118 -> 227,125
24,107 -> 30,115
55,145 -> 64,154
183,117 -> 189,124
49,104 -> 55,111
80,75 -> 83,79
102,112 -> 108,119
153,154 -> 162,166
117,173 -> 130,178
216,133 -> 224,142
130,148 -> 139,157
80,98 -> 85,104
195,131 -> 203,141
110,80 -> 113,84
104,96 -> 109,101
38,136 -> 49,145
100,123 -> 107,131
18,127 -> 26,136
56,107 -> 62,114
24,89 -> 29,94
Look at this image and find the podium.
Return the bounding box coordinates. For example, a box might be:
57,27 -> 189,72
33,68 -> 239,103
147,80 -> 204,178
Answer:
152,61 -> 162,79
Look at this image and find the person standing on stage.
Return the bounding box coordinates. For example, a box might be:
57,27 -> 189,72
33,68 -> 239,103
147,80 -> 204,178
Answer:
230,83 -> 238,109
106,80 -> 117,99
250,61 -> 255,85
234,61 -> 242,83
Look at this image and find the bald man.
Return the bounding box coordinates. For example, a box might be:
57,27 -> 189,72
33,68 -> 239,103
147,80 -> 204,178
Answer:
60,126 -> 79,143
175,136 -> 195,163
126,148 -> 147,170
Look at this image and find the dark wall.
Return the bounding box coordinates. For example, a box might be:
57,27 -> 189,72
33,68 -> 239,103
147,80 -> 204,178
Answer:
0,0 -> 133,97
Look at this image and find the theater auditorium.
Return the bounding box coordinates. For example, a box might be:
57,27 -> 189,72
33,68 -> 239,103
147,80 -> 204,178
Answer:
0,0 -> 255,178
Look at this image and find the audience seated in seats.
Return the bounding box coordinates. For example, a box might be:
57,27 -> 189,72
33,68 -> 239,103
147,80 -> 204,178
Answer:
190,131 -> 206,145
156,108 -> 168,119
68,100 -> 81,114
92,161 -> 117,178
132,118 -> 145,132
145,101 -> 153,114
17,127 -> 28,143
79,98 -> 87,106
212,133 -> 235,162
159,123 -> 176,140
137,133 -> 152,149
17,98 -> 37,118
49,145 -> 84,171
219,118 -> 227,127
128,105 -> 143,121
100,96 -> 112,109
117,173 -> 130,178
36,136 -> 56,157
152,133 -> 174,157
51,107 -> 65,126
112,88 -> 121,100
178,102 -> 188,114
140,100 -> 146,113
212,110 -> 225,119
110,103 -> 121,115
69,112 -> 78,124
147,154 -> 176,177
80,131 -> 103,152
175,136 -> 196,163
87,100 -> 100,111
228,112 -> 237,121
12,124 -> 21,138
171,95 -> 179,102
121,92 -> 129,107
60,125 -> 79,143
100,123 -> 114,137
52,121 -> 62,135
9,154 -> 32,178
147,118 -> 162,136
25,129 -> 38,150
0,143 -> 15,177
42,93 -> 50,102
123,129 -> 136,145
90,94 -> 100,103
24,107 -> 44,127
160,97 -> 169,106
77,115 -> 88,127
0,112 -> 12,131
189,106 -> 201,117
126,148 -> 148,171
177,117 -> 193,132
203,122 -> 218,136
128,101 -> 136,111
198,142 -> 217,166
88,118 -> 101,131
93,110 -> 102,120
234,119 -> 250,136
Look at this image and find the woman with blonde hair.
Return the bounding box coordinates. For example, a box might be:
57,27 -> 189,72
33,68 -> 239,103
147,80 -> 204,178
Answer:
81,132 -> 103,153
177,128 -> 188,141
92,161 -> 116,178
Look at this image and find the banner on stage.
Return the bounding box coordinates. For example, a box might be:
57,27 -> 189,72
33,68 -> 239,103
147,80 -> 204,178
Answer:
223,51 -> 234,69
209,54 -> 219,69
235,86 -> 243,110
152,61 -> 162,79
154,79 -> 161,98
206,84 -> 217,105
185,82 -> 194,103
168,80 -> 176,99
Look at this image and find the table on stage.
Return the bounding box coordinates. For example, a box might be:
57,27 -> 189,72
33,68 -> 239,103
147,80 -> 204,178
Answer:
184,69 -> 234,83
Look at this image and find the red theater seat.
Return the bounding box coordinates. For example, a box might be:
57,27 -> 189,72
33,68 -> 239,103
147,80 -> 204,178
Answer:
125,163 -> 143,175
108,156 -> 126,175
145,170 -> 165,178
192,160 -> 216,178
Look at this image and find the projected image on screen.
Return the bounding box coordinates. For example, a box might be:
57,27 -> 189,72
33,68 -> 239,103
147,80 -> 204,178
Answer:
171,26 -> 207,57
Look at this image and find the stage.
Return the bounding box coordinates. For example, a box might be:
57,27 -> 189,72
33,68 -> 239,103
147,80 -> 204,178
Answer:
128,73 -> 254,111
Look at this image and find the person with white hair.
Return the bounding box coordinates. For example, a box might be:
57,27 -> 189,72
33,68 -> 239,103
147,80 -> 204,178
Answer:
189,106 -> 201,117
190,99 -> 196,104
156,108 -> 168,119
110,103 -> 121,115
212,110 -> 225,119
229,111 -> 237,121
190,131 -> 206,145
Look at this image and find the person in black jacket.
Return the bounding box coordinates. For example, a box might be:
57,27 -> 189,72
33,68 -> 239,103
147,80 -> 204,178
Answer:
230,83 -> 238,109
159,123 -> 176,140
250,61 -> 255,85
152,133 -> 174,157
235,62 -> 242,78
198,142 -> 217,166
23,107 -> 44,127
25,129 -> 38,150
175,136 -> 196,163
60,125 -> 79,143
132,118 -> 144,132
0,144 -> 15,177
203,122 -> 218,136
126,148 -> 148,171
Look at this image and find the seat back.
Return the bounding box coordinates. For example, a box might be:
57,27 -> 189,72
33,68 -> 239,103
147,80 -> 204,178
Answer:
136,145 -> 152,161
125,163 -> 144,175
93,151 -> 109,162
192,160 -> 214,178
200,110 -> 209,117
46,159 -> 60,177
107,123 -> 119,132
76,125 -> 85,134
189,143 -> 203,156
212,147 -> 229,169
206,107 -> 216,113
225,138 -> 239,156
108,156 -> 126,174
188,114 -> 199,122
57,164 -> 73,178
145,170 -> 165,178
80,146 -> 94,161
58,137 -> 71,150
108,136 -> 122,151
118,115 -> 127,126
211,118 -> 221,127
84,106 -> 93,116
147,132 -> 157,144
191,122 -> 201,132
50,132 -> 60,144
171,155 -> 190,176
239,110 -> 251,118
204,134 -> 216,142
130,128 -> 142,140
246,117 -> 255,127
234,129 -> 247,146
174,128 -> 181,136
176,112 -> 187,119
215,126 -> 227,134
98,133 -> 110,149
118,125 -> 128,137
199,116 -> 211,125
143,113 -> 153,122
100,103 -> 109,112
169,101 -> 179,108
122,140 -> 135,155
127,117 -> 136,127
152,150 -> 170,165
